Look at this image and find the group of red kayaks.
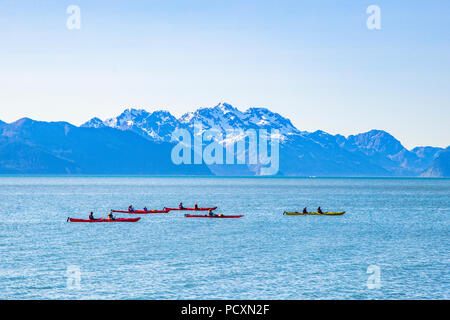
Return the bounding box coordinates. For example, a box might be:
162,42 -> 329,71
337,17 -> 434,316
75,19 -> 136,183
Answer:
68,205 -> 244,223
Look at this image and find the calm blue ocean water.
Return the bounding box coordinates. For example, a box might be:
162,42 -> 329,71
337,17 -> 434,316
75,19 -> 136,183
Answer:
0,177 -> 448,300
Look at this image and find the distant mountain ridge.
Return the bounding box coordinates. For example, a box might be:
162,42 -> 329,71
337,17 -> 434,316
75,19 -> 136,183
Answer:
420,147 -> 450,177
0,118 -> 210,175
1,103 -> 448,176
81,102 -> 447,176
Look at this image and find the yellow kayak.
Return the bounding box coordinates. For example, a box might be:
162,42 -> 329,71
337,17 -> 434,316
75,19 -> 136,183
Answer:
284,211 -> 345,216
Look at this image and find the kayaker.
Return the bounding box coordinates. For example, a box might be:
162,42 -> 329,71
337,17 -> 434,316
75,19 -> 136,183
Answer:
128,205 -> 135,212
107,212 -> 116,220
143,206 -> 148,212
317,207 -> 323,214
194,203 -> 199,210
303,207 -> 308,213
88,212 -> 97,221
208,209 -> 215,216
179,202 -> 185,209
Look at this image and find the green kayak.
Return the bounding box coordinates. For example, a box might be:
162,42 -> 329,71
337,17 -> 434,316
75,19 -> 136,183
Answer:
284,211 -> 345,216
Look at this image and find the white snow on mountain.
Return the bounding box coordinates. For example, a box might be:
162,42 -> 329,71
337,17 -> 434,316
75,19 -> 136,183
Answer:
82,102 -> 301,143
78,102 -> 446,177
178,103 -> 300,139
82,117 -> 105,129
83,107 -> 179,141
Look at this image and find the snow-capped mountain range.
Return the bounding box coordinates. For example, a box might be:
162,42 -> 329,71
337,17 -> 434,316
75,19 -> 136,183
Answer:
82,103 -> 300,142
0,102 -> 447,176
80,102 -> 448,177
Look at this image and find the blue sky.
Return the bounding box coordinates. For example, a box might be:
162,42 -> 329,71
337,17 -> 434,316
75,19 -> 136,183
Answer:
0,0 -> 449,148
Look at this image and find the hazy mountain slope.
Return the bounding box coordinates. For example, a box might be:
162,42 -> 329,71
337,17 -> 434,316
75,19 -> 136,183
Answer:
0,119 -> 211,175
278,133 -> 389,176
411,146 -> 444,170
0,140 -> 80,174
421,147 -> 450,177
342,130 -> 441,176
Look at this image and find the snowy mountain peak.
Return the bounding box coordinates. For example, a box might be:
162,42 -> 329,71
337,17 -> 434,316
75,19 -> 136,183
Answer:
179,103 -> 299,137
179,103 -> 245,130
109,108 -> 147,122
81,117 -> 105,128
215,102 -> 238,113
243,107 -> 298,134
126,107 -> 144,114
82,102 -> 300,141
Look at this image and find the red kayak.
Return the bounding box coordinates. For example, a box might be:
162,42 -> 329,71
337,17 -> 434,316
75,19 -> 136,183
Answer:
111,209 -> 169,214
68,217 -> 141,223
184,214 -> 243,218
165,207 -> 218,212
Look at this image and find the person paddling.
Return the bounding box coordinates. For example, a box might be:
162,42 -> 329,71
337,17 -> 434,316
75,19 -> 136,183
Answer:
208,209 -> 215,217
179,202 -> 185,209
107,212 -> 116,220
143,206 -> 148,212
317,207 -> 323,214
128,205 -> 135,212
194,203 -> 199,210
303,207 -> 308,213
88,212 -> 97,221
